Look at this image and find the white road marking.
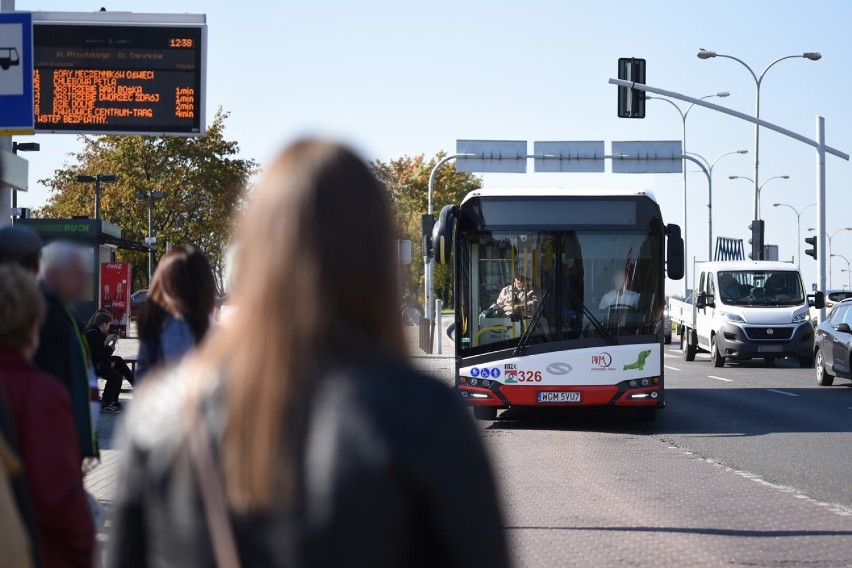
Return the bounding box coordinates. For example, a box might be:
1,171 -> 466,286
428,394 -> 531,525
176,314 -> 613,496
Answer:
664,365 -> 681,371
663,353 -> 680,359
707,375 -> 732,382
766,388 -> 799,397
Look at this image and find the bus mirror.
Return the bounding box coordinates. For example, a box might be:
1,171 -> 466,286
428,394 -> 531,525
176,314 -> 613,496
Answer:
432,204 -> 458,265
809,291 -> 825,309
665,224 -> 685,280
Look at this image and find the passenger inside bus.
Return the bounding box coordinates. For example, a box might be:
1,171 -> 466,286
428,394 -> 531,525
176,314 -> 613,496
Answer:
495,273 -> 541,317
598,271 -> 639,310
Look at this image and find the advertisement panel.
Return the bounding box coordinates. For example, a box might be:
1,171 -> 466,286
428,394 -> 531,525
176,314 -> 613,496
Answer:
100,262 -> 132,336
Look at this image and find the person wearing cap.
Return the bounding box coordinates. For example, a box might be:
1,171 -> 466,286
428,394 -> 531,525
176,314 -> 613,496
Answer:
496,273 -> 541,317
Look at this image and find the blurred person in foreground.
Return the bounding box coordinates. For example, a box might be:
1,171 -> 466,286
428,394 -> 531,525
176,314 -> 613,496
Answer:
135,246 -> 216,381
0,225 -> 43,274
0,264 -> 94,567
34,242 -> 99,459
85,310 -> 135,413
108,140 -> 509,568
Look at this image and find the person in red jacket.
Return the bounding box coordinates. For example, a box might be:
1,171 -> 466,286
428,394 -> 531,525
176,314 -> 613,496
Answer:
0,263 -> 94,568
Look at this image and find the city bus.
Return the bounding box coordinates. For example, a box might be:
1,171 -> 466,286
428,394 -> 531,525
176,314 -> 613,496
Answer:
432,188 -> 684,421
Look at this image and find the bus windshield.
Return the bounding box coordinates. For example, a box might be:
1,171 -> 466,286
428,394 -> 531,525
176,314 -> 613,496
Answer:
458,230 -> 663,355
717,270 -> 805,306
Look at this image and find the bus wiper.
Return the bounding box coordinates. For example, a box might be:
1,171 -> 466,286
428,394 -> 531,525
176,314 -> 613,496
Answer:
567,288 -> 616,345
514,290 -> 551,356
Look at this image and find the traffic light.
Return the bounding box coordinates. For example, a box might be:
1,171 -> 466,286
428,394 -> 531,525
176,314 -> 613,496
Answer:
748,220 -> 764,260
804,236 -> 818,260
617,58 -> 646,118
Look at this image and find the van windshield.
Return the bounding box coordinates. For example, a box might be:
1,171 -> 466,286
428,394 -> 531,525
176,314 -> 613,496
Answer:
717,270 -> 805,306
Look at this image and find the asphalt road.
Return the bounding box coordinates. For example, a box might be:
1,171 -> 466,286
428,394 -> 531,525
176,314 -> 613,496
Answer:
413,327 -> 852,567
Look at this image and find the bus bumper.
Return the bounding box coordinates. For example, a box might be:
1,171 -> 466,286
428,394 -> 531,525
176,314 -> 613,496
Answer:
458,379 -> 662,408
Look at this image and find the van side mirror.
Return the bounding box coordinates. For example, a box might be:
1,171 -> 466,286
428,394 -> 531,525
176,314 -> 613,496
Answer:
695,292 -> 707,309
431,205 -> 458,265
665,224 -> 684,280
809,291 -> 825,309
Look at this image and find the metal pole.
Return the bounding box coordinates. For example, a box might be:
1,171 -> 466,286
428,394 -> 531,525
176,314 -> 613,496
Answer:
436,298 -> 443,355
11,143 -> 17,210
816,116 -> 827,322
94,177 -> 101,221
753,82 -> 761,227
0,0 -> 13,228
796,213 -> 801,268
707,173 -> 713,261
147,194 -> 154,283
681,118 -> 688,296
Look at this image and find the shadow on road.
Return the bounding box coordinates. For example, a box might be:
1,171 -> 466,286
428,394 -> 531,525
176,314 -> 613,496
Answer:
504,525 -> 852,538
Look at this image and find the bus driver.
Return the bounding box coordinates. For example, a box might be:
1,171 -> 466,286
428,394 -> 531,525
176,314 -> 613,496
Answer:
496,274 -> 541,317
599,271 -> 639,310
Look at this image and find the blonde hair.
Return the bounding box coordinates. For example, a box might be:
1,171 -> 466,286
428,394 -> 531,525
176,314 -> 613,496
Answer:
0,264 -> 45,351
197,140 -> 404,511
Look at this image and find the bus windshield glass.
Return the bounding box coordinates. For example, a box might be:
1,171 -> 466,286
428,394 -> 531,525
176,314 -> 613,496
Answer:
717,270 -> 805,306
458,230 -> 663,355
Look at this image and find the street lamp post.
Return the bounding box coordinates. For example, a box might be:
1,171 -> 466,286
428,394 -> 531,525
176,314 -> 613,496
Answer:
76,174 -> 117,221
832,254 -> 851,289
841,269 -> 851,290
11,142 -> 40,211
728,175 -> 790,218
772,202 -> 815,267
697,49 -> 821,260
133,191 -> 167,283
686,149 -> 748,260
808,227 -> 852,287
647,91 -> 729,295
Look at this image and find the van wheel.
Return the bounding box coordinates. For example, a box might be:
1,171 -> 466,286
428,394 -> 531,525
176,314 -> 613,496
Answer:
815,349 -> 834,386
682,330 -> 696,362
473,407 -> 498,421
710,336 -> 725,368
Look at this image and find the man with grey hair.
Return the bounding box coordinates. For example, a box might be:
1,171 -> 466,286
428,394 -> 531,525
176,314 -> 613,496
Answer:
34,242 -> 98,459
0,226 -> 42,273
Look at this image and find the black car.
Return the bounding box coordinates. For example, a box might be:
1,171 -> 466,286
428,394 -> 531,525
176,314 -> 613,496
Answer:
814,298 -> 852,386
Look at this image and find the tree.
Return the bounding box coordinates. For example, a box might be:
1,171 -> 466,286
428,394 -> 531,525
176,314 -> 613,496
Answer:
371,153 -> 481,306
37,109 -> 257,292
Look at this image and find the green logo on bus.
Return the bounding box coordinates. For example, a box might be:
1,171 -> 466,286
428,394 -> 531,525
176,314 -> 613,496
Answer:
623,350 -> 652,371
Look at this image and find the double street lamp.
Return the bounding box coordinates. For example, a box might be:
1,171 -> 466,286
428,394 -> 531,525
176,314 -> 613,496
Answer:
698,49 -> 821,258
832,253 -> 851,289
772,202 -> 815,267
728,174 -> 790,219
76,174 -> 117,221
133,191 -> 167,283
808,226 -> 852,287
686,149 -> 748,260
647,91 -> 729,294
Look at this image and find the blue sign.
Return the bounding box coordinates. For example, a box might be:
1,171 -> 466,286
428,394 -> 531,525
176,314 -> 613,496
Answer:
0,12 -> 33,135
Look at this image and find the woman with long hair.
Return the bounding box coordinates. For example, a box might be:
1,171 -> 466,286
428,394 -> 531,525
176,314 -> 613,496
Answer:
108,140 -> 508,568
135,246 -> 216,380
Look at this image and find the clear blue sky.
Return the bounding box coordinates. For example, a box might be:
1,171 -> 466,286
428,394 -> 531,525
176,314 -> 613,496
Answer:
13,0 -> 852,293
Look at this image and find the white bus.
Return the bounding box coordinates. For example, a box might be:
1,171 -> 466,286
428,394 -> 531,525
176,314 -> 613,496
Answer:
432,188 -> 684,421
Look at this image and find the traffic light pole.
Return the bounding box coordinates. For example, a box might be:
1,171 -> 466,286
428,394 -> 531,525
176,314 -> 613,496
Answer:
608,78 -> 848,324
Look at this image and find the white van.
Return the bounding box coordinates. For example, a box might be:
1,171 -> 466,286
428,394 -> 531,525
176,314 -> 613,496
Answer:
675,261 -> 823,367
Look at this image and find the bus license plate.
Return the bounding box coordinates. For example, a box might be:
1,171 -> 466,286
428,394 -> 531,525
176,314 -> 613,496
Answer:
537,391 -> 581,404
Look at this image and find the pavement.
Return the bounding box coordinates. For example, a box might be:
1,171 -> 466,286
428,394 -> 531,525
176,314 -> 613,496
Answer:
84,323 -> 852,567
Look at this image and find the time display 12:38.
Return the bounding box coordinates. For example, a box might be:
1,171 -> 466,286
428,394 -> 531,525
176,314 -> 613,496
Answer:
169,38 -> 193,48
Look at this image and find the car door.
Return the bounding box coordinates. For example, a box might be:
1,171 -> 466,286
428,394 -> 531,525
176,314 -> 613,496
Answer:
695,272 -> 712,349
831,305 -> 852,377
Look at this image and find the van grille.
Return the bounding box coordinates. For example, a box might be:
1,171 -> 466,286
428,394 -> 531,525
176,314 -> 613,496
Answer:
744,327 -> 793,340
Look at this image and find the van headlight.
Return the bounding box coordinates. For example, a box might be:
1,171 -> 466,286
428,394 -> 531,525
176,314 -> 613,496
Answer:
791,312 -> 809,323
720,311 -> 745,323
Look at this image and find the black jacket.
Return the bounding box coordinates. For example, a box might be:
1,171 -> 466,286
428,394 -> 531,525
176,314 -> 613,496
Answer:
107,359 -> 510,568
33,288 -> 74,395
84,326 -> 114,368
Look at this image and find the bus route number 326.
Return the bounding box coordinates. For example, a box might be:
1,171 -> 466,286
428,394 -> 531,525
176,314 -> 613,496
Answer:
515,370 -> 542,382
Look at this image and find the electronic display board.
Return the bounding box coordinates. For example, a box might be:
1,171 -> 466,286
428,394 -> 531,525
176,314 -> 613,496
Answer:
33,19 -> 205,135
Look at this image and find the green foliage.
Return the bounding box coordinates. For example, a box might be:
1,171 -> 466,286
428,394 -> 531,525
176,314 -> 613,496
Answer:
37,109 -> 257,292
371,153 -> 481,306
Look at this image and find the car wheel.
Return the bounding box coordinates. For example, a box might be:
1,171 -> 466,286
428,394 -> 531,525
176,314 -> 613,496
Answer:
815,349 -> 834,386
473,406 -> 498,421
683,332 -> 697,362
710,336 -> 725,368
664,333 -> 672,345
